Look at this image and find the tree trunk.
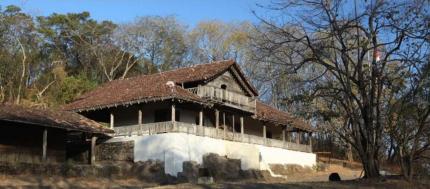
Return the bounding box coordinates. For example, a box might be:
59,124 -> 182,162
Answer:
361,153 -> 380,178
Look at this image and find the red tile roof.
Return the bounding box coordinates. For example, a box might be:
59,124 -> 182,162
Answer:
64,60 -> 255,112
0,104 -> 113,134
255,101 -> 314,132
64,60 -> 312,132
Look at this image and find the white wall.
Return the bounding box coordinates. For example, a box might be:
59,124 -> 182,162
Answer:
108,133 -> 316,176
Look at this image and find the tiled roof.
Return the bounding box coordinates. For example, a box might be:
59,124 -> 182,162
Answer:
255,101 -> 314,132
63,60 -> 255,112
0,104 -> 113,134
63,60 -> 312,132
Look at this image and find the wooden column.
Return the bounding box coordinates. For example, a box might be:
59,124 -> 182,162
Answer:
223,112 -> 226,138
110,113 -> 114,129
171,104 -> 176,122
42,128 -> 47,162
232,115 -> 235,133
199,109 -> 203,126
240,116 -> 244,135
215,109 -> 219,129
296,131 -> 301,144
263,124 -> 267,143
138,109 -> 143,125
282,126 -> 286,142
90,136 -> 97,165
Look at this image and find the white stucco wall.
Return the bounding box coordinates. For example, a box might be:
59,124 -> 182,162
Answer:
108,133 -> 316,176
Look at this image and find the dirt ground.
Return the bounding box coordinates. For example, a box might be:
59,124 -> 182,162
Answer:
0,165 -> 428,189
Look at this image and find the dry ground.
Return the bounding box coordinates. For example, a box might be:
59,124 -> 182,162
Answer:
0,165 -> 428,189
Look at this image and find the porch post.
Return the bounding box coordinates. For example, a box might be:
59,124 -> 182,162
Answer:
223,112 -> 226,138
282,126 -> 286,142
263,124 -> 267,144
138,109 -> 143,125
296,131 -> 301,144
171,104 -> 176,131
42,128 -> 47,162
215,109 -> 219,129
90,136 -> 97,165
232,115 -> 235,134
240,116 -> 244,136
110,112 -> 114,129
199,109 -> 203,126
138,109 -> 143,135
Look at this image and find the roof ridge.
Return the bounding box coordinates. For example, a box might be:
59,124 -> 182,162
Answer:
109,59 -> 235,83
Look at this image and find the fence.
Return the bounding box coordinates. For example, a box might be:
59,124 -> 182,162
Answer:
187,86 -> 256,112
113,121 -> 312,153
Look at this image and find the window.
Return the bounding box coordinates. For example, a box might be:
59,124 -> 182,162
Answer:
221,84 -> 227,90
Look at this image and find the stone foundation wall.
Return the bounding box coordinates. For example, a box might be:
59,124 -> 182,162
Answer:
96,141 -> 134,162
0,153 -> 272,184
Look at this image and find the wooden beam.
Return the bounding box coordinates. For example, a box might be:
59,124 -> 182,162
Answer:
215,109 -> 219,129
42,128 -> 47,162
296,132 -> 300,144
90,136 -> 97,165
110,113 -> 114,129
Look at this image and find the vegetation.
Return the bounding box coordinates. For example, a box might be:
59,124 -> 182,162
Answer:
0,0 -> 428,180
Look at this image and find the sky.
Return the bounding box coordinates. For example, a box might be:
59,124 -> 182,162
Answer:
0,0 -> 266,26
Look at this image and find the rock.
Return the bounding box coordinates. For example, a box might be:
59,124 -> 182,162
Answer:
329,172 -> 341,181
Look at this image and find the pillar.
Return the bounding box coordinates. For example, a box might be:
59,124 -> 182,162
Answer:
240,116 -> 244,135
215,109 -> 219,129
199,109 -> 203,126
282,126 -> 286,142
223,112 -> 226,138
110,113 -> 114,129
232,115 -> 235,133
171,104 -> 176,122
90,136 -> 97,165
296,131 -> 301,144
42,128 -> 47,162
263,124 -> 267,143
138,109 -> 143,125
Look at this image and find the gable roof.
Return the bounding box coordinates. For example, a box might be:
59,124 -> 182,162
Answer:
64,60 -> 256,112
0,104 -> 113,134
255,101 -> 314,132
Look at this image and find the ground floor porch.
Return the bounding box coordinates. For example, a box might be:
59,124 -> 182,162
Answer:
113,121 -> 311,153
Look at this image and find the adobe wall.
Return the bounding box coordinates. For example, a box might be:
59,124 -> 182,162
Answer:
108,133 -> 316,176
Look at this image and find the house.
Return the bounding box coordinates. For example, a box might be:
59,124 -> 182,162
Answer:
64,60 -> 316,176
0,104 -> 113,164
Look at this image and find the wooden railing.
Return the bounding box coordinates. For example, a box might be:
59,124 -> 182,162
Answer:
186,86 -> 256,113
113,122 -> 312,153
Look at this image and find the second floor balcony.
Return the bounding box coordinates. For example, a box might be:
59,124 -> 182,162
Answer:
187,85 -> 256,113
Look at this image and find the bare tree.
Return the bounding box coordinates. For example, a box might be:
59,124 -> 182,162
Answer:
252,0 -> 429,178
